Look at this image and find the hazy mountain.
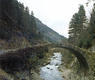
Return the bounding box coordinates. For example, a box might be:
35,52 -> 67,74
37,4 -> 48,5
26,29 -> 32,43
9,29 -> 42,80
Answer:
35,18 -> 66,44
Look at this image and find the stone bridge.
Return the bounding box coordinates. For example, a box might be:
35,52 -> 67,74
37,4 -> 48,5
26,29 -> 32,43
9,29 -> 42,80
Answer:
0,43 -> 89,74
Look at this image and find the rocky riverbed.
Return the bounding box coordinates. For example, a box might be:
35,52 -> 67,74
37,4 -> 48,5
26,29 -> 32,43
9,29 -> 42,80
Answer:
40,52 -> 64,80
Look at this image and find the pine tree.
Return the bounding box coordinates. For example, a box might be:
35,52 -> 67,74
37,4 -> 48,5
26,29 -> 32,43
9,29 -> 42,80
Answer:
78,5 -> 86,33
30,12 -> 37,36
68,13 -> 79,44
89,3 -> 95,39
68,5 -> 86,46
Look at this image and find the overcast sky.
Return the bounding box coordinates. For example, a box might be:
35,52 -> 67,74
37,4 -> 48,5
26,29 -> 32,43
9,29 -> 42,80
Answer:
18,0 -> 92,38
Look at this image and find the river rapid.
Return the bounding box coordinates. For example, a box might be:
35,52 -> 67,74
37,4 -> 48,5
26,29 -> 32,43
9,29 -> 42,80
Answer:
40,52 -> 64,80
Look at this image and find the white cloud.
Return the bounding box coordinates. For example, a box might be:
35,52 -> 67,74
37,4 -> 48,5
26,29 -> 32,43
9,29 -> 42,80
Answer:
18,0 -> 88,37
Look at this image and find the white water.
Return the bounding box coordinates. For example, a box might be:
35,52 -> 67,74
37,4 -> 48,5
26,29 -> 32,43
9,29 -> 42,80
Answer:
40,53 -> 64,80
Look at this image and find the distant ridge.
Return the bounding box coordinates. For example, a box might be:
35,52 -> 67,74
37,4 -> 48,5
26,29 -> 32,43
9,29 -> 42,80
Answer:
35,18 -> 66,44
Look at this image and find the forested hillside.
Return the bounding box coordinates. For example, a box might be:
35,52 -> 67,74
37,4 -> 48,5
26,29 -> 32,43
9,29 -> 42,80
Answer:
0,0 -> 65,49
0,0 -> 39,40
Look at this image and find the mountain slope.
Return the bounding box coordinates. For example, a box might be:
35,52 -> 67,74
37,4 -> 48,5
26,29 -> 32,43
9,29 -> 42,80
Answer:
35,18 -> 66,44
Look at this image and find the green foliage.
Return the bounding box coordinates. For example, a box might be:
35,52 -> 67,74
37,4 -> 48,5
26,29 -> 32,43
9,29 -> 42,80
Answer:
68,3 -> 95,49
68,5 -> 87,47
0,0 -> 40,40
89,4 -> 95,39
69,5 -> 86,45
77,28 -> 93,48
77,3 -> 95,48
69,13 -> 80,44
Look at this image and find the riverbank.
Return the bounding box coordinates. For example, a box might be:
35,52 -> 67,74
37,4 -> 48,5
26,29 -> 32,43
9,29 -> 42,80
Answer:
59,48 -> 95,80
0,44 -> 49,80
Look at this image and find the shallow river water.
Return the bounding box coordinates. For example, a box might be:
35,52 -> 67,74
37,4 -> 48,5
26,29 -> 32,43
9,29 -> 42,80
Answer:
40,53 -> 64,80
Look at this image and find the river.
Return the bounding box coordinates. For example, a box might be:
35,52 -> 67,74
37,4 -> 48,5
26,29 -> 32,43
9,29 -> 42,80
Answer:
40,52 -> 64,80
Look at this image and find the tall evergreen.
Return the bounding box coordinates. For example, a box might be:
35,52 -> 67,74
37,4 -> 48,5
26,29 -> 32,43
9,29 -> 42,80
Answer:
89,3 -> 95,39
68,5 -> 86,46
68,13 -> 79,44
74,4 -> 95,48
